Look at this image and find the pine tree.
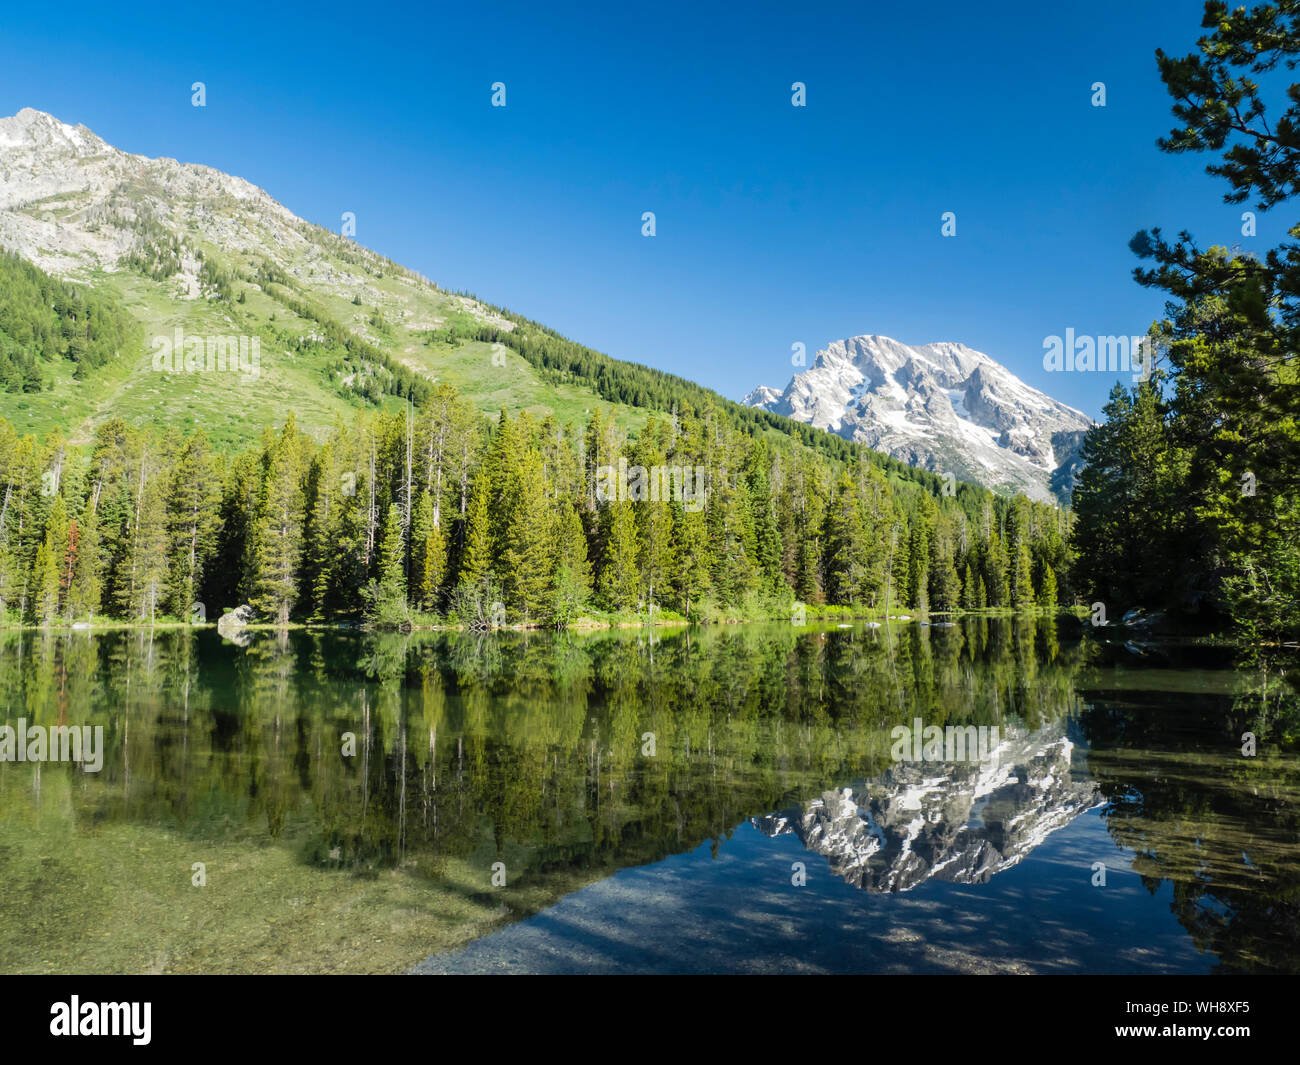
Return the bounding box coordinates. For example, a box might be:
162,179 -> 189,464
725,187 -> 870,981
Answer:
1038,563 -> 1058,609
361,503 -> 409,628
930,554 -> 960,614
1013,544 -> 1035,609
500,443 -> 551,620
166,431 -> 222,619
483,409 -> 521,568
31,495 -> 66,625
908,519 -> 930,614
456,470 -> 493,592
410,491 -> 445,611
66,502 -> 100,619
1073,381 -> 1181,612
597,500 -> 640,611
377,503 -> 406,599
117,450 -> 170,622
303,442 -> 341,619
708,478 -> 759,605
60,519 -> 78,616
986,529 -> 1011,608
671,505 -> 710,617
207,450 -> 259,614
887,518 -> 911,613
1084,2 -> 1300,638
636,496 -> 675,615
823,471 -> 865,606
249,418 -> 307,625
747,456 -> 784,592
549,500 -> 592,624
927,510 -> 961,614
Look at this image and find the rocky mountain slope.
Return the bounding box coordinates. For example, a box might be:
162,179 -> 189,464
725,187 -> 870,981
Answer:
0,108 -> 634,447
744,335 -> 1092,503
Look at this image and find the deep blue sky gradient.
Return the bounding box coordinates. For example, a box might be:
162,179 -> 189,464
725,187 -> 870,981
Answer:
0,0 -> 1277,418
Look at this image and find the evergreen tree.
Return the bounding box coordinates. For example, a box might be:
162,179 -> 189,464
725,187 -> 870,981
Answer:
597,500 -> 640,611
362,502 -> 409,627
549,500 -> 592,625
166,431 -> 222,619
907,515 -> 931,614
116,447 -> 170,622
1013,544 -> 1035,609
823,471 -> 865,606
961,562 -> 977,611
1038,563 -> 1059,609
456,471 -> 493,592
747,455 -> 784,592
410,491 -> 445,611
483,409 -> 521,567
670,505 -> 710,617
985,529 -> 1011,608
31,495 -> 66,625
377,503 -> 406,599
1074,0 -> 1300,638
500,443 -> 551,620
708,478 -> 759,605
65,501 -> 100,619
249,418 -> 307,625
637,497 -> 676,615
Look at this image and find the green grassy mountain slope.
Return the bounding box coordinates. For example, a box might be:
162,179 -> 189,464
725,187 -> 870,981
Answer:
0,107 -> 955,493
0,108 -> 651,448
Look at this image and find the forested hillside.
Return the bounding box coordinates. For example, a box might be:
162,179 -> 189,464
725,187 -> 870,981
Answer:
0,108 -> 1075,629
0,250 -> 139,392
0,381 -> 1070,627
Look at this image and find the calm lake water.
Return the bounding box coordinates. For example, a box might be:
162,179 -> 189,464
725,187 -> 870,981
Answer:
1,619 -> 1296,974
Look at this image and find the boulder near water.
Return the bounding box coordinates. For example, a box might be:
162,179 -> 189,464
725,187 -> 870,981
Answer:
217,605 -> 256,645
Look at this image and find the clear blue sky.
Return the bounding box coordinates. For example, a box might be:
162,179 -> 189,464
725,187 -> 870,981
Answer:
0,0 -> 1278,419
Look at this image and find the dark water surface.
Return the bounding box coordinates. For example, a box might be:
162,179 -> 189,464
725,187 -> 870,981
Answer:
1,619 -> 1296,974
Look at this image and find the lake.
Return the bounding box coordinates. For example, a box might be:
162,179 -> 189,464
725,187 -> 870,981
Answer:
0,619 -> 1296,974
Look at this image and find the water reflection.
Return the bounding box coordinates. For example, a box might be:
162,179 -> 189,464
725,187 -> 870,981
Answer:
0,618 -> 1296,973
753,720 -> 1104,892
1076,648 -> 1300,974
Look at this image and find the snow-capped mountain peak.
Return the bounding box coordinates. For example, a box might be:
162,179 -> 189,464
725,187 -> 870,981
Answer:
744,334 -> 1091,502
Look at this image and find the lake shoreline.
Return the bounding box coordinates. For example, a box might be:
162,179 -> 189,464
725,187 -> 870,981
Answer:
0,607 -> 1278,649
0,606 -> 1066,637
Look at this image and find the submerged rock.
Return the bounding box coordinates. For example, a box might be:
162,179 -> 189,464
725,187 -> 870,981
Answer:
1121,607 -> 1166,628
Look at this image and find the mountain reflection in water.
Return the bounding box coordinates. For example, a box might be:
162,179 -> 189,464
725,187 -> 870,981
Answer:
753,721 -> 1105,893
0,618 -> 1296,974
